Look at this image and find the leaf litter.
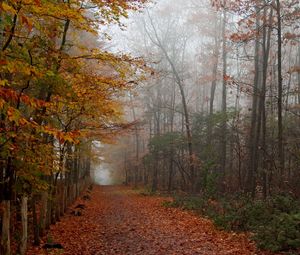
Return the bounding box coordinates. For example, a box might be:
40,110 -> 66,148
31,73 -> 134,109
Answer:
27,186 -> 280,255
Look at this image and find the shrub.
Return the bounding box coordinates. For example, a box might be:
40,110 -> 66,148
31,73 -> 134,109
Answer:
269,195 -> 299,214
255,213 -> 300,252
233,200 -> 271,231
163,193 -> 300,252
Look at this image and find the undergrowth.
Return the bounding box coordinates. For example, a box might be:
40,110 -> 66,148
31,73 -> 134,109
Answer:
163,193 -> 300,252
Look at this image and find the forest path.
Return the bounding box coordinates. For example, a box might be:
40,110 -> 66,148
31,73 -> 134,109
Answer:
27,186 -> 271,255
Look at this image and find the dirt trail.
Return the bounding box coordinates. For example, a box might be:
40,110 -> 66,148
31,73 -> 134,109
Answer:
27,186 -> 272,255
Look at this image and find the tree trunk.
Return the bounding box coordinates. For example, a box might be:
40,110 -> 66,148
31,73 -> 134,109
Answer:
129,93 -> 140,188
168,156 -> 174,192
220,9 -> 227,181
152,156 -> 158,192
20,196 -> 28,255
39,191 -> 48,236
246,5 -> 261,196
261,5 -> 273,199
276,0 -> 284,180
146,13 -> 195,192
297,44 -> 300,104
1,200 -> 10,255
208,13 -> 221,142
31,195 -> 40,246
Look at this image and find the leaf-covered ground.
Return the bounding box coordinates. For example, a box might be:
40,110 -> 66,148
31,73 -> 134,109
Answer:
27,186 -> 277,255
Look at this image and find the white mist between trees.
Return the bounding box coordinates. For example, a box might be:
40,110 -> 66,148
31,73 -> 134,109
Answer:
93,164 -> 113,185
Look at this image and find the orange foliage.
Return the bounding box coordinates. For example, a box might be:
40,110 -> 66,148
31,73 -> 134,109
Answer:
27,186 -> 279,255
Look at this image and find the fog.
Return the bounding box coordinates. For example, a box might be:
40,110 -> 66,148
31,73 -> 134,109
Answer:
96,0 -> 300,197
93,163 -> 113,185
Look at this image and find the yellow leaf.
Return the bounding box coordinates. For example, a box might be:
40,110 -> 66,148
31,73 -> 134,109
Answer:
0,98 -> 5,109
1,3 -> 16,14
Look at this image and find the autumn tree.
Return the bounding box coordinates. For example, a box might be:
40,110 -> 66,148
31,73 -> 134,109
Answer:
0,0 -> 147,254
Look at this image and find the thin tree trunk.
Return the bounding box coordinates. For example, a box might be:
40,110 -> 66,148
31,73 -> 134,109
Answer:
39,191 -> 48,236
168,157 -> 174,192
146,12 -> 195,192
261,5 -> 273,199
31,195 -> 40,246
297,44 -> 300,104
246,5 -> 261,196
129,93 -> 139,188
208,13 -> 221,143
152,104 -> 160,192
20,196 -> 28,255
276,0 -> 284,179
168,80 -> 176,192
220,10 -> 227,180
1,200 -> 10,255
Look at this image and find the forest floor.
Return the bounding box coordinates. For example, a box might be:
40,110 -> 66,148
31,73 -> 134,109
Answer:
27,185 -> 278,255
